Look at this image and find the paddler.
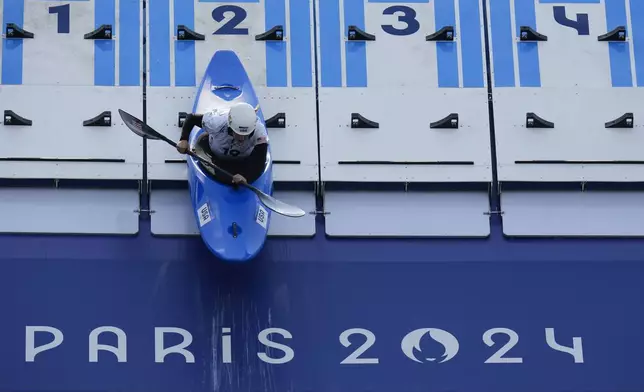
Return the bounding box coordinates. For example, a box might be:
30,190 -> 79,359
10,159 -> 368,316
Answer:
176,102 -> 269,185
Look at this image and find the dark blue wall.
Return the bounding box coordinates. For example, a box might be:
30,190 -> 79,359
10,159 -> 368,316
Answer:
1,218 -> 643,392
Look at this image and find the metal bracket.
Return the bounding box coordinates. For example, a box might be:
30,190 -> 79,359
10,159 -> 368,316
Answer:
177,25 -> 204,41
83,111 -> 112,127
519,26 -> 547,41
426,26 -> 454,41
255,25 -> 284,41
351,113 -> 379,128
430,113 -> 459,129
605,113 -> 633,128
3,110 -> 32,126
598,26 -> 626,42
84,24 -> 112,40
348,25 -> 375,41
134,209 -> 155,214
5,23 -> 34,39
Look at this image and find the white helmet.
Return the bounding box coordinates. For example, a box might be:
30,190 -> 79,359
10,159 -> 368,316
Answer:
228,102 -> 256,136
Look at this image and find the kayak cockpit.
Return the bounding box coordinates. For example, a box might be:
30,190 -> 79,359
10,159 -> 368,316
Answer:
190,131 -> 271,186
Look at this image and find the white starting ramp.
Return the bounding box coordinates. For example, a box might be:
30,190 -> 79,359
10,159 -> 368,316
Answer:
149,186 -> 317,237
144,0 -> 318,237
315,0 -> 492,237
0,0 -> 144,234
486,0 -> 644,236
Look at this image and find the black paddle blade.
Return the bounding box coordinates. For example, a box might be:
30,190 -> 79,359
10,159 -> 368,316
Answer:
118,109 -> 163,140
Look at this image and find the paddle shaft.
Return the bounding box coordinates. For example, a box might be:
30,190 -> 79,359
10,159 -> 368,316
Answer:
187,150 -> 240,184
156,130 -> 267,194
151,130 -> 238,181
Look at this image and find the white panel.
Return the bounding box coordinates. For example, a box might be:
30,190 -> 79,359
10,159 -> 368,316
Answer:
502,191 -> 644,236
21,0 -> 95,86
316,0 -> 492,183
145,88 -> 320,182
319,89 -> 492,182
1,0 -> 144,179
149,188 -> 195,235
0,86 -> 144,179
265,191 -> 316,236
0,17 -> 3,79
537,2 -> 611,89
325,191 -> 490,237
146,0 -> 319,182
145,88 -> 194,181
150,189 -> 316,236
255,88 -> 318,182
490,0 -> 644,182
0,188 -> 139,234
192,0 -> 267,88
494,89 -> 644,182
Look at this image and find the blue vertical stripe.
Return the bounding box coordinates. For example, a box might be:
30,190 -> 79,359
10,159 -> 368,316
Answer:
459,0 -> 484,87
344,0 -> 367,87
119,0 -> 140,86
514,0 -> 540,87
149,0 -> 170,86
605,0 -> 632,87
265,0 -> 287,86
630,0 -> 644,86
95,0 -> 115,86
1,0 -> 25,85
489,0 -> 514,87
319,0 -> 341,86
289,0 -> 312,87
174,0 -> 195,86
434,0 -> 458,87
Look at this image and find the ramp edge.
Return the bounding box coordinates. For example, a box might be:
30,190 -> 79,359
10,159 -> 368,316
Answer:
502,190 -> 644,237
0,188 -> 140,235
324,190 -> 491,237
150,189 -> 316,237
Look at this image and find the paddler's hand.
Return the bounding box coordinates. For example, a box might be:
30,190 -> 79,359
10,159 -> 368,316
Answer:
176,140 -> 189,154
232,174 -> 247,185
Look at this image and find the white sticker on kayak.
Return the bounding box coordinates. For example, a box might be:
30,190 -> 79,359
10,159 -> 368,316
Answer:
256,205 -> 268,229
198,203 -> 212,227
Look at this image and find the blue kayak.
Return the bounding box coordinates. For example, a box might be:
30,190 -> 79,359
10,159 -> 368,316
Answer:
186,50 -> 273,262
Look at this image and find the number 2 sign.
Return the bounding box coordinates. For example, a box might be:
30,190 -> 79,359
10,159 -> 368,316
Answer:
148,0 -> 313,88
212,5 -> 248,35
